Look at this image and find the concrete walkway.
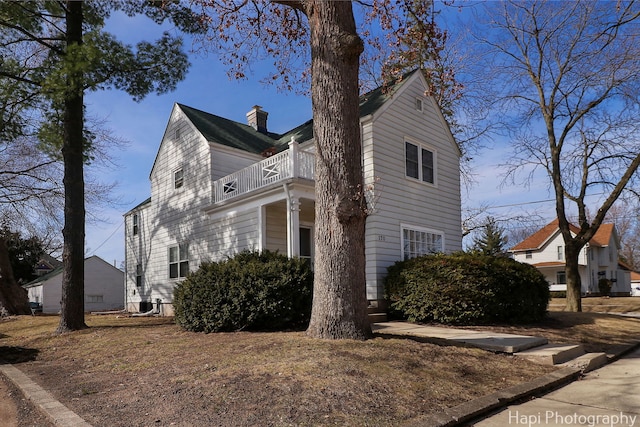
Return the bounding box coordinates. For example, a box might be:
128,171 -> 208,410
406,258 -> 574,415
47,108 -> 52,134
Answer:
473,346 -> 640,427
374,321 -> 640,427
373,321 -> 548,353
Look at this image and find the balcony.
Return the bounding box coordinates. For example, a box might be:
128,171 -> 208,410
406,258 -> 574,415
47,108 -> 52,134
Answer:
212,140 -> 315,204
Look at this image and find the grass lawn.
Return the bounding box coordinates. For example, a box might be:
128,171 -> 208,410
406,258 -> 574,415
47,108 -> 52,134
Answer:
1,298 -> 639,426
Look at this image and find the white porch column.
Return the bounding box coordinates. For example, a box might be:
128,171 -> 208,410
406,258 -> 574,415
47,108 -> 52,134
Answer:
289,136 -> 299,179
287,195 -> 301,258
257,205 -> 266,251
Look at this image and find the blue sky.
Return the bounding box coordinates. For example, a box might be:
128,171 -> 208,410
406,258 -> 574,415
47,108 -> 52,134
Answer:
82,4 -> 563,266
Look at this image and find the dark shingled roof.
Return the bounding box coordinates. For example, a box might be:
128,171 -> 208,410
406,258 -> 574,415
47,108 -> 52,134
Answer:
171,70 -> 424,155
276,69 -> 420,147
179,104 -> 280,154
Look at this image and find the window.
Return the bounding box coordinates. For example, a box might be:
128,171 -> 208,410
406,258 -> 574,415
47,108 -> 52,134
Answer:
133,214 -> 139,235
169,244 -> 189,279
136,264 -> 143,287
174,168 -> 184,189
557,245 -> 564,261
401,226 -> 443,260
415,97 -> 423,112
556,271 -> 566,284
86,295 -> 104,303
300,227 -> 312,260
525,250 -> 532,259
405,141 -> 435,184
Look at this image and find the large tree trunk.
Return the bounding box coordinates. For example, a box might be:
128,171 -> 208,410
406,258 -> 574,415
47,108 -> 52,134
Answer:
564,243 -> 582,312
0,235 -> 30,315
57,0 -> 87,333
304,1 -> 371,340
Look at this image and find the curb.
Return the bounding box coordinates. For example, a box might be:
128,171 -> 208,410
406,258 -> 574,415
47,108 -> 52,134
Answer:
403,367 -> 582,427
402,340 -> 640,427
0,362 -> 92,427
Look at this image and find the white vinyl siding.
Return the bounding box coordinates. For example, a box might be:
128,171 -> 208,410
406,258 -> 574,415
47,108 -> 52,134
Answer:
362,73 -> 462,300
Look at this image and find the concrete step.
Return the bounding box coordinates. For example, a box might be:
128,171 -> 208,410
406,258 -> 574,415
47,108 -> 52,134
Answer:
561,352 -> 608,373
515,343 -> 585,365
368,312 -> 388,322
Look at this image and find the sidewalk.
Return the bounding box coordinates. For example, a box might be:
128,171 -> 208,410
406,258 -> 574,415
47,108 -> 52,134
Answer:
473,346 -> 640,427
373,321 -> 640,427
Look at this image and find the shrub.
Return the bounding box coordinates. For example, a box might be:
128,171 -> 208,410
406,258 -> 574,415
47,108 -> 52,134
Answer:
174,250 -> 313,332
598,278 -> 612,297
384,252 -> 550,325
550,291 -> 566,299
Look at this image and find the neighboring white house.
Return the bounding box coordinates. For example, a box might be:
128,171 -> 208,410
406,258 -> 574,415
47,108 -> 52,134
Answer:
124,70 -> 463,315
23,255 -> 125,313
510,220 -> 631,296
631,271 -> 640,296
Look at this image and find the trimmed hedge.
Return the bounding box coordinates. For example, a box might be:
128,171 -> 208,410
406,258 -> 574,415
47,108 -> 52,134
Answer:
385,252 -> 550,325
174,250 -> 313,332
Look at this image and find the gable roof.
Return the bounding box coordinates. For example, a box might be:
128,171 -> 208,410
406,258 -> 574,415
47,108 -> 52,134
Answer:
23,256 -> 122,288
511,219 -> 617,251
178,104 -> 279,154
591,223 -> 615,247
177,69 -> 430,154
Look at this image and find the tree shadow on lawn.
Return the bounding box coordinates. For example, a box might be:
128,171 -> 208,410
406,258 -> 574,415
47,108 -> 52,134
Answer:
0,346 -> 39,364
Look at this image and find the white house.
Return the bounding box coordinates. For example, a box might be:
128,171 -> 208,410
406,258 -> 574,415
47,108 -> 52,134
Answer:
630,271 -> 640,296
23,255 -> 125,313
124,70 -> 463,315
510,220 -> 631,296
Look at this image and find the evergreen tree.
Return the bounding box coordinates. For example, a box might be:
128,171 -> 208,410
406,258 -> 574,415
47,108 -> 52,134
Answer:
472,217 -> 509,257
0,227 -> 44,285
0,1 -> 201,329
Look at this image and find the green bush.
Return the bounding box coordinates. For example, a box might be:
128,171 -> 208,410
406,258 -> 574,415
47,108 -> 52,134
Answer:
598,278 -> 612,297
174,250 -> 313,332
384,252 -> 550,325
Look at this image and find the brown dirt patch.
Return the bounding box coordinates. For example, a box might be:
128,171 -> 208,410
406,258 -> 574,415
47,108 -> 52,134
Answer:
1,315 -> 556,427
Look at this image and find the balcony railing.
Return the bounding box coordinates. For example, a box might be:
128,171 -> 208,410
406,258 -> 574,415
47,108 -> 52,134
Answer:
213,140 -> 315,203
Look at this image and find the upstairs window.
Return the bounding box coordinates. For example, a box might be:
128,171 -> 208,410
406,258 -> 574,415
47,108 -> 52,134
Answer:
169,243 -> 189,279
415,97 -> 424,112
525,250 -> 533,259
405,141 -> 435,184
557,245 -> 564,261
174,168 -> 184,189
133,214 -> 139,235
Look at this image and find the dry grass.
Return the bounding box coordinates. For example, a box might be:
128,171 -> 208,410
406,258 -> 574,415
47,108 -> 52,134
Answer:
452,297 -> 640,353
1,300 -> 639,426
550,296 -> 640,313
1,315 -> 554,427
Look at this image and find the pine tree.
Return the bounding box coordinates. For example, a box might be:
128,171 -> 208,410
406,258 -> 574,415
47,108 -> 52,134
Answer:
472,217 -> 509,257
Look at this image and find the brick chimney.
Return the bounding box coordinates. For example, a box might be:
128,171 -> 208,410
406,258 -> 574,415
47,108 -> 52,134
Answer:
246,105 -> 268,134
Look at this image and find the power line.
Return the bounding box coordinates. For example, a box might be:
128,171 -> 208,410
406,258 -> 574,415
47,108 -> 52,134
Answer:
90,219 -> 124,255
